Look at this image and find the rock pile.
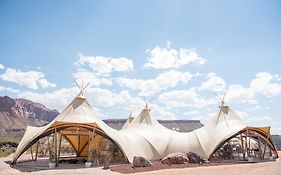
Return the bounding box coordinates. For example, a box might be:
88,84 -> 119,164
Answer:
132,156 -> 152,168
161,152 -> 188,165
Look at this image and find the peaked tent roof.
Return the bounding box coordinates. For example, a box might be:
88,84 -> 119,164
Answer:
121,113 -> 134,130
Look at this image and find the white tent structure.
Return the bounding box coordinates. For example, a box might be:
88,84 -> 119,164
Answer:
12,93 -> 278,165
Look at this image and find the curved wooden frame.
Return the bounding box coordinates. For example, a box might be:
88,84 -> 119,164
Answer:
209,127 -> 278,160
12,122 -> 128,164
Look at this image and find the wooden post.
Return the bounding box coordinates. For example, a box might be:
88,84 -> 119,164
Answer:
47,136 -> 51,154
35,140 -> 39,161
57,133 -> 62,166
55,124 -> 58,167
88,131 -> 92,162
257,135 -> 262,159
248,130 -> 251,157
78,135 -> 81,157
240,133 -> 245,160
263,134 -> 269,159
77,126 -> 80,157
245,129 -> 248,157
30,146 -> 34,160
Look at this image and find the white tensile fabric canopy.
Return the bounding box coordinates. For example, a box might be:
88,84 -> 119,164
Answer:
12,93 -> 277,164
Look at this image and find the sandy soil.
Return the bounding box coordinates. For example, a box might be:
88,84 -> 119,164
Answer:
1,152 -> 280,175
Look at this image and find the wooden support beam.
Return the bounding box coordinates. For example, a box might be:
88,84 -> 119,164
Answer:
35,140 -> 39,161
263,134 -> 269,159
248,131 -> 251,157
47,136 -> 51,154
88,131 -> 92,162
77,134 -> 81,157
77,140 -> 89,156
245,129 -> 248,157
240,134 -> 245,160
30,146 -> 34,160
257,135 -> 262,159
55,124 -> 58,167
57,134 -> 62,166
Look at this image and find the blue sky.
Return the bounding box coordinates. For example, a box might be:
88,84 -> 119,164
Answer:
1,0 -> 281,134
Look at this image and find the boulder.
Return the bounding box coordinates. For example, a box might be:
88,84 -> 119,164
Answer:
132,156 -> 152,168
161,152 -> 188,165
187,152 -> 204,164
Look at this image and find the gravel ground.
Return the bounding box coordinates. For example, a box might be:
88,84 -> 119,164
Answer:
1,152 -> 280,175
110,160 -> 236,174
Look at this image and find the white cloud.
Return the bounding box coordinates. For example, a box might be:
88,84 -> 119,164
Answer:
85,87 -> 132,107
117,70 -> 195,96
143,41 -> 206,69
184,111 -> 200,116
0,64 -> 5,69
200,73 -> 225,92
0,85 -> 5,91
110,57 -> 134,72
0,86 -> 21,93
226,84 -> 255,103
150,104 -> 177,120
11,86 -> 134,118
184,111 -> 203,120
76,53 -> 134,75
38,79 -> 56,88
225,72 -> 281,104
250,72 -> 281,98
18,87 -> 78,111
235,110 -> 250,120
0,68 -> 56,90
247,116 -> 272,123
234,110 -> 272,123
246,105 -> 260,112
159,88 -> 215,108
189,115 -> 204,120
73,69 -> 112,86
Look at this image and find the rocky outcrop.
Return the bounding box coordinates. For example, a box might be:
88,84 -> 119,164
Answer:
161,152 -> 188,165
0,96 -> 59,137
132,156 -> 152,168
187,152 -> 204,164
11,98 -> 58,122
